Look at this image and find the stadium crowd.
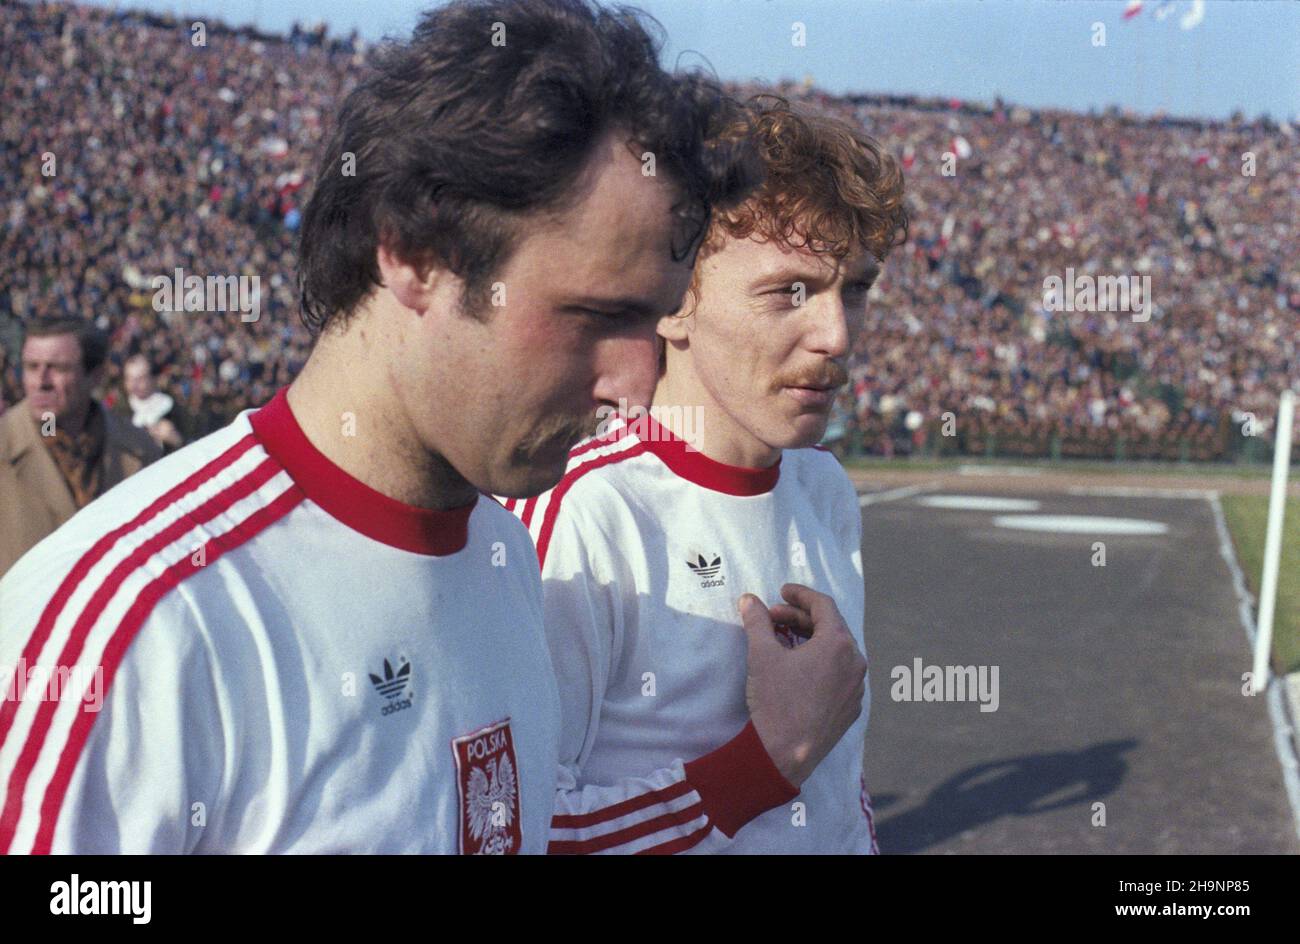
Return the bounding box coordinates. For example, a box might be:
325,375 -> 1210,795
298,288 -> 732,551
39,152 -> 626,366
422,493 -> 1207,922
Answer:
2,1 -> 1297,461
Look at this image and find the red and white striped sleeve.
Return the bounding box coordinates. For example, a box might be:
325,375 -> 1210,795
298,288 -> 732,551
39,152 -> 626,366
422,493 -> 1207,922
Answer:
527,474 -> 797,855
549,721 -> 798,855
0,429 -> 296,854
0,539 -> 227,854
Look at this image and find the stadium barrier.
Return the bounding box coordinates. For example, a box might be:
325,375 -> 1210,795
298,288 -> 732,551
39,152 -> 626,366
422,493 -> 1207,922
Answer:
829,413 -> 1298,466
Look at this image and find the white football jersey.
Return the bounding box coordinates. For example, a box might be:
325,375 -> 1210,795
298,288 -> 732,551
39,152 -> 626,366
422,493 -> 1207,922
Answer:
0,388 -> 559,854
504,414 -> 878,854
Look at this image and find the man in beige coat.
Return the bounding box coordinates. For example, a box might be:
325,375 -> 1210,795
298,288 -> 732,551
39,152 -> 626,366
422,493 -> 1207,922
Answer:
0,318 -> 159,577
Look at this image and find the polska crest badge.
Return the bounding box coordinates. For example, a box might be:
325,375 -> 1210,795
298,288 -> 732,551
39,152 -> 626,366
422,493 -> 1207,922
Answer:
452,718 -> 523,855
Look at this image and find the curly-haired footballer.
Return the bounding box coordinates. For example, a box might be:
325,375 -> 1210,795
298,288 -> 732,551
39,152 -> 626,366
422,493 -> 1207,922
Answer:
506,96 -> 908,853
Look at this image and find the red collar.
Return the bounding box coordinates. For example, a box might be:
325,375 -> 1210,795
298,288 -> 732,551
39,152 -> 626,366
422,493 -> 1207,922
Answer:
250,388 -> 474,556
632,412 -> 780,496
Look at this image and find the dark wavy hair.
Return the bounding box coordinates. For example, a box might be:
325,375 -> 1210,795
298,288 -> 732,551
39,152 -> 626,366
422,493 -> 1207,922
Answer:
298,0 -> 760,334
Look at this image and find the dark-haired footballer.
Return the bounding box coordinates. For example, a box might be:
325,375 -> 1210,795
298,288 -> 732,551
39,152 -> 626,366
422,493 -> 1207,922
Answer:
0,0 -> 756,854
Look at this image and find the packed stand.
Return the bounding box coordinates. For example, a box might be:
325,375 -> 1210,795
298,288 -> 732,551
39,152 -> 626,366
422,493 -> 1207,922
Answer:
2,2 -> 1296,461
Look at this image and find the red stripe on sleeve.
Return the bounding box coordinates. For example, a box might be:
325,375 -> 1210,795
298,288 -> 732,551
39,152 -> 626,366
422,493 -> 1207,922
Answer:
0,457 -> 285,854
551,779 -> 693,830
31,486 -> 303,853
519,496 -> 539,529
534,443 -> 650,569
0,434 -> 258,754
548,801 -> 704,855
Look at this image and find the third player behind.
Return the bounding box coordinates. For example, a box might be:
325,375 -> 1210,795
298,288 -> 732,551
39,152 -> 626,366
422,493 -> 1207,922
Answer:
507,95 -> 908,853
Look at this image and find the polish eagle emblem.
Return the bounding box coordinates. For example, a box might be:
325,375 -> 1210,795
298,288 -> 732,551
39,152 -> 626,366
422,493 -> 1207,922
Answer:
466,753 -> 518,855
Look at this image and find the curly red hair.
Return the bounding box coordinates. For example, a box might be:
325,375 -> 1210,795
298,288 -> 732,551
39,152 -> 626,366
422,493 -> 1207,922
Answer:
695,94 -> 908,281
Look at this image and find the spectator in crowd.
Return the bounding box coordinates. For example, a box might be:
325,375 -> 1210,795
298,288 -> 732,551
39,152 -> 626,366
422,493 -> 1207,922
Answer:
117,353 -> 188,451
0,317 -> 160,577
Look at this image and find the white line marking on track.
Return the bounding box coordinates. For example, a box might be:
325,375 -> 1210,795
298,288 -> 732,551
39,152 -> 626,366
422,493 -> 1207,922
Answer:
992,514 -> 1169,535
918,495 -> 1042,512
958,465 -> 1042,477
1066,485 -> 1217,499
1207,492 -> 1300,842
858,482 -> 938,507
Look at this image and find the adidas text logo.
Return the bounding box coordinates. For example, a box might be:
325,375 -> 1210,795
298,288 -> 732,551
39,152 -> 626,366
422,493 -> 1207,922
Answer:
686,553 -> 725,589
370,657 -> 413,716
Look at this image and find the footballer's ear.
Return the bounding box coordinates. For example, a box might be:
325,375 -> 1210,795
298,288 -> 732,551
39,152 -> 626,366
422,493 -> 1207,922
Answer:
376,241 -> 444,315
656,291 -> 695,343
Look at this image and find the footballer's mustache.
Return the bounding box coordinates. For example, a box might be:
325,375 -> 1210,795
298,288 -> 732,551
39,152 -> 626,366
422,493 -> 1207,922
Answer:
771,362 -> 849,394
513,411 -> 603,460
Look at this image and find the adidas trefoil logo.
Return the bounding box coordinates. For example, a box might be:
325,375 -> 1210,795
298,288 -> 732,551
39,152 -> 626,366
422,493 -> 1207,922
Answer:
686,552 -> 725,589
370,657 -> 413,716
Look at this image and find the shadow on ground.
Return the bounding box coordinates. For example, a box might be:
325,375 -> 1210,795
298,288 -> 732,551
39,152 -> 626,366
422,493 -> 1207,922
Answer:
877,739 -> 1138,853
